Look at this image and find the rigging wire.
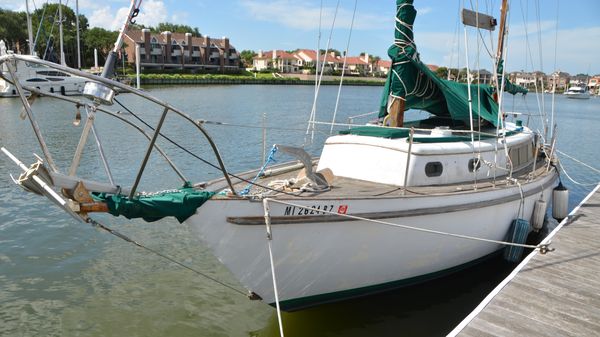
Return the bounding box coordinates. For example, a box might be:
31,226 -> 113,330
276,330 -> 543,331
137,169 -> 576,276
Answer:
549,0 -> 560,140
330,0 -> 358,134
305,0 -> 342,145
518,0 -> 546,129
534,0 -> 548,137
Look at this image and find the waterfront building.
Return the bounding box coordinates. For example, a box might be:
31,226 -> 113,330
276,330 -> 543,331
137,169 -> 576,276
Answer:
252,50 -> 302,73
374,59 -> 392,75
588,75 -> 600,94
342,55 -> 370,75
547,71 -> 570,90
123,29 -> 240,72
511,71 -> 547,88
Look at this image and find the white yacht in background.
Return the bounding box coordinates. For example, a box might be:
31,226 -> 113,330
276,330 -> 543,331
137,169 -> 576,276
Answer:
0,0 -> 86,98
0,45 -> 85,97
564,83 -> 591,99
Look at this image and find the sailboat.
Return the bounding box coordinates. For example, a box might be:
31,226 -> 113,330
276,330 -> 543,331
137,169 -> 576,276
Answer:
1,0 -> 561,312
0,0 -> 86,97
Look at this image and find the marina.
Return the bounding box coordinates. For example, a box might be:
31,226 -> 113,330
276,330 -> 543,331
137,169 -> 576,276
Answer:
0,86 -> 599,337
1,0 -> 600,336
451,183 -> 600,337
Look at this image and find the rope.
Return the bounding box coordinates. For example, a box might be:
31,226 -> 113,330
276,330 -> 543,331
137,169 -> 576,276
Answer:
557,160 -> 600,187
556,150 -> 600,175
262,200 -> 285,337
240,145 -> 278,195
86,217 -> 249,297
265,199 -> 552,252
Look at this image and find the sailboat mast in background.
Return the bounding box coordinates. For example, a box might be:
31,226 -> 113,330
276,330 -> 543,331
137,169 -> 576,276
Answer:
25,0 -> 34,55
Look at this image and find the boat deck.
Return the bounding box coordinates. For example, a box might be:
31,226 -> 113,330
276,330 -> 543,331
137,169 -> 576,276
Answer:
208,160 -> 554,200
450,184 -> 600,336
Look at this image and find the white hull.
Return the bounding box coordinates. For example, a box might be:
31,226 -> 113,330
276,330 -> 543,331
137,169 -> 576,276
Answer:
564,93 -> 591,99
188,170 -> 557,309
0,57 -> 85,97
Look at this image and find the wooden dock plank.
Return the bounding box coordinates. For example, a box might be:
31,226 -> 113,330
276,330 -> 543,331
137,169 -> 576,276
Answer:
451,185 -> 600,336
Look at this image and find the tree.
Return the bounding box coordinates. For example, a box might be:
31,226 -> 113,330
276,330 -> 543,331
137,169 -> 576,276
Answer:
83,27 -> 118,66
320,49 -> 341,56
435,66 -> 448,78
369,55 -> 381,75
0,9 -> 28,53
239,50 -> 257,68
31,3 -> 89,66
153,23 -> 202,36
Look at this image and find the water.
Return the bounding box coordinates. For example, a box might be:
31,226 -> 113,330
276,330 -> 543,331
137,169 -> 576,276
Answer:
0,86 -> 599,336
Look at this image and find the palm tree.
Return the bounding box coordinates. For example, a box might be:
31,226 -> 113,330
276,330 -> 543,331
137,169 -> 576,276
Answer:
369,55 -> 381,76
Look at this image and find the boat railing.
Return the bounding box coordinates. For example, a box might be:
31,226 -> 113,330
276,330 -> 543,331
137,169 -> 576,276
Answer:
0,53 -> 238,195
312,119 -> 521,138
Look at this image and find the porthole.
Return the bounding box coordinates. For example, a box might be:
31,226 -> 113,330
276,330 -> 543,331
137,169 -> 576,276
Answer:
425,162 -> 443,177
468,158 -> 481,172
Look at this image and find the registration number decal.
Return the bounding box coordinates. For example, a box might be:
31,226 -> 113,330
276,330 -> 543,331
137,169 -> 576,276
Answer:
283,204 -> 342,216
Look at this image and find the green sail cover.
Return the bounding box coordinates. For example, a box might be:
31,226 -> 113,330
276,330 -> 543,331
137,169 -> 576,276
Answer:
93,183 -> 215,223
379,0 -> 527,126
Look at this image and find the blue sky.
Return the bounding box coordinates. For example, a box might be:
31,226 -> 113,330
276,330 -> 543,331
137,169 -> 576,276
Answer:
5,0 -> 600,74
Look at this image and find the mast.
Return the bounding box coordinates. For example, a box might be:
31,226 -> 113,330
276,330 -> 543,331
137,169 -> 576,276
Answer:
495,0 -> 509,70
59,0 -> 65,66
76,0 -> 81,68
25,0 -> 34,55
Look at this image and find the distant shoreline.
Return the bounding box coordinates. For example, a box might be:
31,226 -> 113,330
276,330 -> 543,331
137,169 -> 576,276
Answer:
127,73 -> 386,87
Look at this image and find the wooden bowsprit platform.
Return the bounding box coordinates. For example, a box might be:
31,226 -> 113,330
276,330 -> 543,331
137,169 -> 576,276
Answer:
449,183 -> 600,337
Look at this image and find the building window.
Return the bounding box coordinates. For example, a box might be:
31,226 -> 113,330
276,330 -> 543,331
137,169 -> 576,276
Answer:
425,162 -> 443,177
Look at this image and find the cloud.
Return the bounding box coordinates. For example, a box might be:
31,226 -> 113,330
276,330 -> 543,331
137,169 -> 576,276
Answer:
240,0 -> 391,30
86,0 -> 168,30
509,20 -> 556,37
417,7 -> 432,15
409,24 -> 600,74
136,0 -> 169,27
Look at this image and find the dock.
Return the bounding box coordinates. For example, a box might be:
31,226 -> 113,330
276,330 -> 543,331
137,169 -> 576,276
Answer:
449,184 -> 600,337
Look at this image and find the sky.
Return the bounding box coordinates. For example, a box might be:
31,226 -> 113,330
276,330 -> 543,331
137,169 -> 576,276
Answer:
4,0 -> 600,75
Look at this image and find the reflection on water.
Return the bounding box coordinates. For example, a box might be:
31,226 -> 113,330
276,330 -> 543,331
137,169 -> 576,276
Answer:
0,87 -> 599,336
258,255 -> 514,337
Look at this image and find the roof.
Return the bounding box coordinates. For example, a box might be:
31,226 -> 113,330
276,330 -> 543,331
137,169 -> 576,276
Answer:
254,50 -> 299,60
343,56 -> 368,65
376,60 -> 392,68
295,49 -> 341,63
125,29 -> 236,50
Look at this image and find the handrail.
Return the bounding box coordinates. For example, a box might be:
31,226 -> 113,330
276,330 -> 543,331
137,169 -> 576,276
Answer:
0,53 -> 236,194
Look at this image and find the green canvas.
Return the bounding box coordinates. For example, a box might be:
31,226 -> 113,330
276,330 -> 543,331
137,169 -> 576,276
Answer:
379,0 -> 527,126
93,182 -> 215,223
339,126 -> 411,139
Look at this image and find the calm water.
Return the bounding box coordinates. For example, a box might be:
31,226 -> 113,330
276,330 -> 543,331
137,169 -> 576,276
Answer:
0,85 -> 599,336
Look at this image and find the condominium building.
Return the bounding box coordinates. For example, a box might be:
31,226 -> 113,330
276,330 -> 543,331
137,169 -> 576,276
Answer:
123,29 -> 240,71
